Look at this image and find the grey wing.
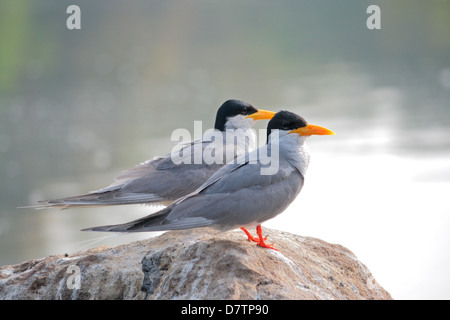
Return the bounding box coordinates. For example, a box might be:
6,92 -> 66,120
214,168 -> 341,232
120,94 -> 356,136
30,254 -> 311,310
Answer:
84,157 -> 304,232
39,140 -> 225,208
82,204 -> 214,232
98,155 -> 223,202
91,133 -> 243,204
166,159 -> 305,230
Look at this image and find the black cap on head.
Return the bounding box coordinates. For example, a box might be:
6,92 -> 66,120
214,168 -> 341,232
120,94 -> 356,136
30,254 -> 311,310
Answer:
214,99 -> 258,131
266,110 -> 307,142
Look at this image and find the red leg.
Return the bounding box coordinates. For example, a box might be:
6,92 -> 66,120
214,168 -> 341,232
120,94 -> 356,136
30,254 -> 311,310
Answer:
240,227 -> 259,242
256,225 -> 278,251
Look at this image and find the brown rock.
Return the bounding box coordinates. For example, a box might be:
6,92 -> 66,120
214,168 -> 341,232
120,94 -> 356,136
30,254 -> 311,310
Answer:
0,228 -> 392,300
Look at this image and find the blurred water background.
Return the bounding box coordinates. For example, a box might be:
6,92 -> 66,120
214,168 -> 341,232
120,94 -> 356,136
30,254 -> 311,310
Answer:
1,0 -> 449,299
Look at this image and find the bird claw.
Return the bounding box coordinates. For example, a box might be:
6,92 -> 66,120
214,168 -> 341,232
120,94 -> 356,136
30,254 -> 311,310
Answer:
251,236 -> 268,242
255,225 -> 278,250
257,242 -> 278,251
240,227 -> 266,242
240,226 -> 277,250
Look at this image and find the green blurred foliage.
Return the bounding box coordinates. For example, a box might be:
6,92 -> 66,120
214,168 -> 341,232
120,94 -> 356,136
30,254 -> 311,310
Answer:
1,1 -> 450,96
0,1 -> 29,93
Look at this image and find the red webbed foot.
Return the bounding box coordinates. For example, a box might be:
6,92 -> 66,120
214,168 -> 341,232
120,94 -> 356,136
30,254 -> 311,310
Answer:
255,225 -> 278,251
240,226 -> 277,250
240,227 -> 259,242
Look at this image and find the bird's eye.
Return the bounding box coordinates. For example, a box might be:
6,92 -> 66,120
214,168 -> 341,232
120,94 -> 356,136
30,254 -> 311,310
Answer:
281,121 -> 289,129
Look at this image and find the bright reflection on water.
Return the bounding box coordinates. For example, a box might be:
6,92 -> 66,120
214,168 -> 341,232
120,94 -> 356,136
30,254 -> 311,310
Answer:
1,1 -> 449,300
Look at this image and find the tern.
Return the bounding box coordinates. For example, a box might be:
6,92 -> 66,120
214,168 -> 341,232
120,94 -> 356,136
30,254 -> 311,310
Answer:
36,100 -> 275,209
83,110 -> 334,250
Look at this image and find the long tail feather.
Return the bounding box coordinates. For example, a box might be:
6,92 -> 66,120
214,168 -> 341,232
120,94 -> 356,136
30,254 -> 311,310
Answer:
81,205 -> 214,233
26,190 -> 166,209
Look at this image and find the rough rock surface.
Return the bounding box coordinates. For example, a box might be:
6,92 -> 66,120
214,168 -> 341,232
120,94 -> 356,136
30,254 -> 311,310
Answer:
0,228 -> 392,300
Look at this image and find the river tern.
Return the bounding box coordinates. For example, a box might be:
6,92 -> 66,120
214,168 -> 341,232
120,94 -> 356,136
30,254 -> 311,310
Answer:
83,110 -> 334,250
36,100 -> 275,209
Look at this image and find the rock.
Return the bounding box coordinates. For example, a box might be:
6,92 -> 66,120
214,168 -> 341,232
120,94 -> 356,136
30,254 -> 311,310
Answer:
0,228 -> 392,300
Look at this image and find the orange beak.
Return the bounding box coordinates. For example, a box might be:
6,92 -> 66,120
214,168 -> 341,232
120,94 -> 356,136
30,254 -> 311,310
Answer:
289,124 -> 335,136
245,109 -> 276,120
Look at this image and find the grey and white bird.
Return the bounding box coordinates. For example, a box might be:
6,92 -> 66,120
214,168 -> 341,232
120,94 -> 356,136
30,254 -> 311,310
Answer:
83,110 -> 334,250
37,100 -> 275,209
